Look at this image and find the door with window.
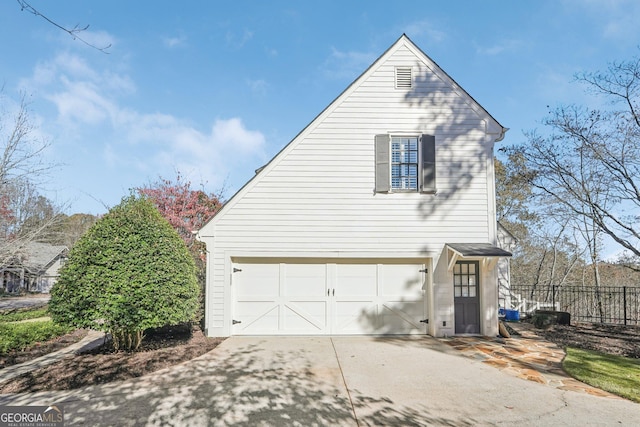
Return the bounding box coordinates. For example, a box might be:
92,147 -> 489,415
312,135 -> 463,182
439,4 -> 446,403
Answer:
453,261 -> 480,334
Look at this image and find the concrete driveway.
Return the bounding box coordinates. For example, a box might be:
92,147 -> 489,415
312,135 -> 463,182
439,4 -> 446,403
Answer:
0,294 -> 50,311
1,336 -> 638,426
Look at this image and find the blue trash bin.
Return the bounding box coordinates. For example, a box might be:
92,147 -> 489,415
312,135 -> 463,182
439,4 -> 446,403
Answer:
504,309 -> 520,322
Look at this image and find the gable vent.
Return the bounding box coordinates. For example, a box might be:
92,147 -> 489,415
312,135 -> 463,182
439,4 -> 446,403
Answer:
395,67 -> 412,89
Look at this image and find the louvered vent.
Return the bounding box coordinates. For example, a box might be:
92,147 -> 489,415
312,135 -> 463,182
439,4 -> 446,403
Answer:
395,67 -> 412,89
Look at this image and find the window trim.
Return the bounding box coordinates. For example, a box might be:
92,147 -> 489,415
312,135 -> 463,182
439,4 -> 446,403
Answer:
391,136 -> 419,192
375,133 -> 436,194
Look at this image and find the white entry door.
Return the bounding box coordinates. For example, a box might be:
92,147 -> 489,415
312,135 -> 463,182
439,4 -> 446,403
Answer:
232,259 -> 427,335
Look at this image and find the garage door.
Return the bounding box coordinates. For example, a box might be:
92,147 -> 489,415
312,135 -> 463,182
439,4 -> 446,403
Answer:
232,259 -> 427,335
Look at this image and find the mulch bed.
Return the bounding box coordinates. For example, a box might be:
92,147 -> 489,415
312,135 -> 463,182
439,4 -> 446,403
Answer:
0,324 -> 224,393
537,322 -> 640,359
4,318 -> 638,394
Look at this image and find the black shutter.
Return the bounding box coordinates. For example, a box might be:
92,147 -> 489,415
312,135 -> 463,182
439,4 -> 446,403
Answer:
375,134 -> 390,193
420,134 -> 436,192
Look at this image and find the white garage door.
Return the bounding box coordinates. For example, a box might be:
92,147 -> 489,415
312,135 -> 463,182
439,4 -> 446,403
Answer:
232,259 -> 427,335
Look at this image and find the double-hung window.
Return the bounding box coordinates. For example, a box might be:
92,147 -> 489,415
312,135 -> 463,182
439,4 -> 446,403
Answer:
375,134 -> 436,193
391,137 -> 419,190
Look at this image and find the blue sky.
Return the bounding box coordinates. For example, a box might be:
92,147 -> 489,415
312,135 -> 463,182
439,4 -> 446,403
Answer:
1,0 -> 639,215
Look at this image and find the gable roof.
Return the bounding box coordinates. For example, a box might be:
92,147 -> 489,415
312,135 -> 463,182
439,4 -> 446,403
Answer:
19,242 -> 68,273
199,34 -> 507,234
497,221 -> 518,242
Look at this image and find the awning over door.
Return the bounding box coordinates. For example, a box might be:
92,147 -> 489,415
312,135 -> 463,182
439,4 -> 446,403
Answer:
446,243 -> 512,272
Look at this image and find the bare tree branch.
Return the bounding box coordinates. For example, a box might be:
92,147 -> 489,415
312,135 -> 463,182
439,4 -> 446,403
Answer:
0,92 -> 62,267
506,53 -> 640,258
16,0 -> 111,53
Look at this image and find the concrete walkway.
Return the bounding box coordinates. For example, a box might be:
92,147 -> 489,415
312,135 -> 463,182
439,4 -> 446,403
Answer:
1,335 -> 638,426
0,330 -> 105,383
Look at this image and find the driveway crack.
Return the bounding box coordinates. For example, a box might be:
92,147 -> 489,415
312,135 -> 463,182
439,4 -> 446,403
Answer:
330,337 -> 359,427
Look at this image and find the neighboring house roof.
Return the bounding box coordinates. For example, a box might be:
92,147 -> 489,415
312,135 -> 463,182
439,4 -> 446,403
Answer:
16,242 -> 68,274
497,221 -> 518,243
200,34 -> 508,233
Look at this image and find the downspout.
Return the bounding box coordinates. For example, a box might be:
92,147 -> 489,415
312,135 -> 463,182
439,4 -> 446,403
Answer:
193,229 -> 209,336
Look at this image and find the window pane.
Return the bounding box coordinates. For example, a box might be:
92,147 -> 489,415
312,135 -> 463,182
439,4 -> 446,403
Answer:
391,136 -> 419,190
469,287 -> 476,297
454,287 -> 461,297
469,264 -> 476,274
462,286 -> 469,297
400,150 -> 418,163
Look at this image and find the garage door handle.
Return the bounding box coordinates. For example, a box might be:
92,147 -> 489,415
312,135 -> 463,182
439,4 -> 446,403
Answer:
332,289 -> 335,296
328,289 -> 330,296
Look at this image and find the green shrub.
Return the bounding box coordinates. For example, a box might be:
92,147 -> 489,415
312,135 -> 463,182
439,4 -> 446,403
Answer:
0,321 -> 72,354
49,195 -> 200,351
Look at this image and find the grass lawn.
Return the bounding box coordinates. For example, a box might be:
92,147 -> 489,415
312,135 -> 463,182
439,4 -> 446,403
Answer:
563,347 -> 640,402
0,307 -> 49,322
0,305 -> 72,355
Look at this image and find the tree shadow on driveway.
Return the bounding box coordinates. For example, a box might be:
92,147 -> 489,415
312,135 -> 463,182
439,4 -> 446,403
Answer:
0,337 -> 474,426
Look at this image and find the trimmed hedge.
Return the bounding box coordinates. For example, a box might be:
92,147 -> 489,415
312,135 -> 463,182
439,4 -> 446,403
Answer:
49,195 -> 200,351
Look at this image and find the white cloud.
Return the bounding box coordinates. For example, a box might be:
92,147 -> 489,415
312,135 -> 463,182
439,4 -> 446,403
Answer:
323,47 -> 376,80
20,52 -> 135,128
476,39 -> 524,56
47,77 -> 114,125
247,79 -> 268,96
77,30 -> 115,51
225,29 -> 254,48
402,20 -> 447,43
563,0 -> 640,43
264,47 -> 278,57
211,118 -> 265,153
21,51 -> 267,198
163,35 -> 187,48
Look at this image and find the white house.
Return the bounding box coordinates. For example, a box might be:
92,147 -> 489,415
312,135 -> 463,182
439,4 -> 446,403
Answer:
497,222 -> 518,310
1,242 -> 68,293
198,34 -> 511,338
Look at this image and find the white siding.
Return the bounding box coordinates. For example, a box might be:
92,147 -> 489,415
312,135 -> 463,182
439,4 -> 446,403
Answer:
200,37 -> 503,336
